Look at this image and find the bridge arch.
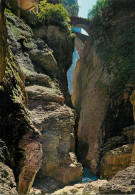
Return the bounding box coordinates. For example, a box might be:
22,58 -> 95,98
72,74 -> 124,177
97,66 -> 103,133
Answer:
70,16 -> 90,35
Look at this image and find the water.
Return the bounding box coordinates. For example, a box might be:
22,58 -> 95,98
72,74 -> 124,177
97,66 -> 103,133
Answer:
72,27 -> 88,36
69,167 -> 98,186
82,168 -> 98,183
67,47 -> 79,95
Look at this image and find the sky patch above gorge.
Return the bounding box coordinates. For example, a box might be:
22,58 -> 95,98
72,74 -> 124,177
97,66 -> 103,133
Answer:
78,0 -> 97,18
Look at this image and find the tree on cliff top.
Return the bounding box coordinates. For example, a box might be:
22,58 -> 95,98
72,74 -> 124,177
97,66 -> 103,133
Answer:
38,0 -> 70,27
62,0 -> 79,16
88,0 -> 111,19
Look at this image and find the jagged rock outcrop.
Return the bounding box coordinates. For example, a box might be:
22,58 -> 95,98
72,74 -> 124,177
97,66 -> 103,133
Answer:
0,11 -> 42,194
100,165 -> 135,194
5,11 -> 82,193
100,144 -> 133,179
33,24 -> 74,106
0,140 -> 18,195
0,162 -> 18,195
72,0 -> 135,177
100,123 -> 135,179
0,47 -> 42,194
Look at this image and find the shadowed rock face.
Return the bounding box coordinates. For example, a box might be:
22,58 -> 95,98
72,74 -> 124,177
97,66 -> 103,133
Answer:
0,12 -> 42,194
72,2 -> 135,177
0,47 -> 42,194
5,12 -> 82,193
0,0 -> 6,82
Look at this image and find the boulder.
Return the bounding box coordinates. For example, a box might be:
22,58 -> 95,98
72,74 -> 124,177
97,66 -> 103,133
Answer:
100,165 -> 135,194
0,162 -> 18,195
52,180 -> 108,195
100,144 -> 133,179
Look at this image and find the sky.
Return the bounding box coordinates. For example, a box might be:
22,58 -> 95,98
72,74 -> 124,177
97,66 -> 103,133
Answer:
78,0 -> 97,18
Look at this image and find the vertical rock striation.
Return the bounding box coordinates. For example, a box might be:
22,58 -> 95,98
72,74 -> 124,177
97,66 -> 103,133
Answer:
72,0 -> 135,178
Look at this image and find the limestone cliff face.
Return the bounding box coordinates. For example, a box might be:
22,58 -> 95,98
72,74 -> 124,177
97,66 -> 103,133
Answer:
0,33 -> 42,195
72,1 -> 135,177
33,24 -> 74,106
5,11 -> 82,193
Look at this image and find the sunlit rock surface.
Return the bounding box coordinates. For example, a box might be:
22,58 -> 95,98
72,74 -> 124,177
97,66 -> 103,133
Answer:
5,11 -> 82,193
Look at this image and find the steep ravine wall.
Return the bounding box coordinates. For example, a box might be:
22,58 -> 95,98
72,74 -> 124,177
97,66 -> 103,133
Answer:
72,0 -> 135,178
33,24 -> 74,107
0,20 -> 42,195
0,9 -> 82,194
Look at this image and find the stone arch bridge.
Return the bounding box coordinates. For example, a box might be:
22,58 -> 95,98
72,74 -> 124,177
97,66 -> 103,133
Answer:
70,16 -> 90,57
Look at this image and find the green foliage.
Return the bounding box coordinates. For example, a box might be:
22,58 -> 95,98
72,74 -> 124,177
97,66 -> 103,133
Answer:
88,0 -> 111,19
88,0 -> 135,97
62,0 -> 79,16
4,8 -> 14,15
5,0 -> 18,15
88,0 -> 112,43
38,0 -> 71,27
102,30 -> 135,97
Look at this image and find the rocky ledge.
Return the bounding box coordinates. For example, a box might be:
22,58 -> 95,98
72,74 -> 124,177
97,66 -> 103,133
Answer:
100,165 -> 135,194
5,12 -> 82,193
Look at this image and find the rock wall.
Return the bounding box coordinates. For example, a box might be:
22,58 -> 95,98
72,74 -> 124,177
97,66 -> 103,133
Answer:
0,24 -> 42,195
0,0 -> 6,82
100,165 -> 135,194
33,24 -> 74,106
5,11 -> 82,193
72,0 -> 135,177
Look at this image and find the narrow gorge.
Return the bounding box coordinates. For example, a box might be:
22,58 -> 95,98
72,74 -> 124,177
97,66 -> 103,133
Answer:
0,0 -> 135,194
